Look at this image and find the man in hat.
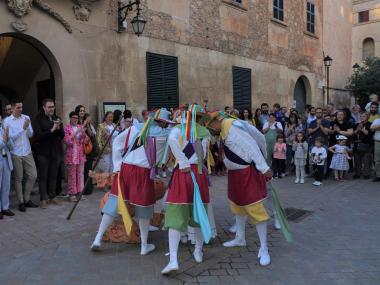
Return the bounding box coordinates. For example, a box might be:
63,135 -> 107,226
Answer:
161,104 -> 211,274
91,109 -> 173,255
207,112 -> 273,266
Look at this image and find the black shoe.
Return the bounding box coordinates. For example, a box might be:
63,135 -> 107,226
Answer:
18,204 -> 26,212
363,176 -> 371,179
25,200 -> 38,208
2,209 -> 15,216
353,175 -> 360,179
372,177 -> 380,182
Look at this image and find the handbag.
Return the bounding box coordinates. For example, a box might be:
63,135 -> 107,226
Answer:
83,140 -> 93,155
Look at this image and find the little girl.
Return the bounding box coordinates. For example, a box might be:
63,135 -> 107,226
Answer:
329,135 -> 350,180
272,134 -> 287,178
292,132 -> 308,184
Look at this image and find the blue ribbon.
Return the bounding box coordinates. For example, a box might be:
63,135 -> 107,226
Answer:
191,171 -> 212,244
181,111 -> 186,141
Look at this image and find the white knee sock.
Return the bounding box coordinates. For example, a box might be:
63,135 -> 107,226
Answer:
139,218 -> 150,247
194,227 -> 204,253
236,215 -> 247,241
168,228 -> 181,264
94,213 -> 114,244
256,221 -> 267,248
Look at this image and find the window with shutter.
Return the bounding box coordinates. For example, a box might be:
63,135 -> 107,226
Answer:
146,52 -> 179,110
232,66 -> 252,112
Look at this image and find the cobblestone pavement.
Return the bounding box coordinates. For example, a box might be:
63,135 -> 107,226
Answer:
1,175 -> 380,285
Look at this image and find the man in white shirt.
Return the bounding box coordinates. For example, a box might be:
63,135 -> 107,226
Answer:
3,100 -> 38,212
370,118 -> 380,182
91,112 -> 171,256
207,114 -> 273,267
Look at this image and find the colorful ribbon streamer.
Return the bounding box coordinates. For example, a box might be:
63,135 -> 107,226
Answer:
117,173 -> 133,236
268,181 -> 293,243
191,171 -> 212,244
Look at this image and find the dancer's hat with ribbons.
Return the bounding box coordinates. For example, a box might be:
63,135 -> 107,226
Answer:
153,108 -> 176,124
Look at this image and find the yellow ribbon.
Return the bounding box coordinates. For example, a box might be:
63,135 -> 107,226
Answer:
117,173 -> 133,236
207,141 -> 215,174
220,118 -> 236,140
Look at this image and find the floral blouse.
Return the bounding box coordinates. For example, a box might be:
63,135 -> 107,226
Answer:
64,124 -> 89,165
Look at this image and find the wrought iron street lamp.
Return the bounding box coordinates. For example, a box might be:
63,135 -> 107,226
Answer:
118,0 -> 146,36
323,55 -> 333,105
353,63 -> 360,104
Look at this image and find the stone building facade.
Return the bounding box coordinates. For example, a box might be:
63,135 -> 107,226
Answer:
352,0 -> 380,64
0,0 -> 354,121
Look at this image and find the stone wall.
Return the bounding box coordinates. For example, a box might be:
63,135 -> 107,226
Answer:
139,0 -> 324,74
352,0 -> 380,64
0,0 -> 355,122
323,0 -> 353,106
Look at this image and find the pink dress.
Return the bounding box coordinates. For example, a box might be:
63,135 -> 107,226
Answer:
64,124 -> 89,195
273,142 -> 286,160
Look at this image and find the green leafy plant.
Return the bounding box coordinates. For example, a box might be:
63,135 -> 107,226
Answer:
347,57 -> 380,107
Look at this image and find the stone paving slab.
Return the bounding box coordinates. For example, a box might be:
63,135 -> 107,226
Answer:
1,175 -> 380,284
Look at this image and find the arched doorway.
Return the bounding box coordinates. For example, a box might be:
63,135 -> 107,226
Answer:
293,76 -> 310,113
0,33 -> 62,118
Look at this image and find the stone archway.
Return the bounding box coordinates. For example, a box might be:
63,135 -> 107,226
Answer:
0,32 -> 63,117
293,76 -> 311,113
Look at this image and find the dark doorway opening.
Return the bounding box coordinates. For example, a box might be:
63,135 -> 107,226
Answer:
0,35 -> 56,118
293,77 -> 307,113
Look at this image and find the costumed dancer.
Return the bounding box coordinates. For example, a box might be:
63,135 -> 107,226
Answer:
207,113 -> 273,266
91,110 -> 172,255
161,104 -> 211,274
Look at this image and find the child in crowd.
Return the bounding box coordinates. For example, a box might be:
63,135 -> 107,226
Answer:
329,135 -> 350,181
272,134 -> 287,178
292,132 -> 308,184
311,137 -> 327,186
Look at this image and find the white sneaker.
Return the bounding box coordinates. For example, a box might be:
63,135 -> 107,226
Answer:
141,243 -> 155,255
294,178 -> 299,184
161,261 -> 179,275
300,179 -> 304,184
258,246 -> 271,266
193,250 -> 203,263
312,181 -> 321,186
229,223 -> 237,233
223,238 -> 246,247
90,240 -> 101,252
155,174 -> 161,179
162,172 -> 167,178
274,218 -> 281,230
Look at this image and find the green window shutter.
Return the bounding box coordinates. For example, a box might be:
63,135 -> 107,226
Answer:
147,52 -> 179,109
232,66 -> 252,112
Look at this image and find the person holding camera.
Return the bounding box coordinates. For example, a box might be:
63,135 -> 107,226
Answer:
32,98 -> 64,209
